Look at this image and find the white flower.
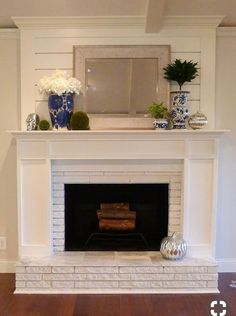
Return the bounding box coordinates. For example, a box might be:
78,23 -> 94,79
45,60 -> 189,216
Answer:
38,70 -> 81,96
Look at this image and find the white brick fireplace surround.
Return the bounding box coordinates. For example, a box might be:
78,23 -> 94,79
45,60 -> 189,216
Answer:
51,165 -> 182,253
12,129 -> 226,293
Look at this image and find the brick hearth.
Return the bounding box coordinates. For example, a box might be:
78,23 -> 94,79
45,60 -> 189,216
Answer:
15,252 -> 218,294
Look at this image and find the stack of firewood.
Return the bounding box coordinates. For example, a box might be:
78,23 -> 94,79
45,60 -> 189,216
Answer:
97,203 -> 136,231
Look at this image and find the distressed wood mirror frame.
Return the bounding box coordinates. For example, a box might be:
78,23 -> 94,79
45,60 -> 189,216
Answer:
73,45 -> 170,122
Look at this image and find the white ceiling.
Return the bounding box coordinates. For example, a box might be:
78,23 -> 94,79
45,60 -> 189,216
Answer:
0,0 -> 236,28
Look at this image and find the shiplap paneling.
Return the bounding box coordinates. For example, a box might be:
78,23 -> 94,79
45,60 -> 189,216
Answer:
35,53 -> 73,69
32,31 -> 202,120
34,36 -> 201,54
34,69 -> 73,82
171,52 -> 201,65
17,20 -> 218,128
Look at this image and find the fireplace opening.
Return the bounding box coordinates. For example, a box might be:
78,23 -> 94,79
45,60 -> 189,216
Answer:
65,183 -> 168,251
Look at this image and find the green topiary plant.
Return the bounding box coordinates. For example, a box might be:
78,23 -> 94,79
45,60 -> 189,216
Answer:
163,59 -> 198,90
70,111 -> 90,130
148,102 -> 169,119
39,119 -> 50,130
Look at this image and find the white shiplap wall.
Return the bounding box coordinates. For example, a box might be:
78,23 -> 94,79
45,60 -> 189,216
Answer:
14,17 -> 221,129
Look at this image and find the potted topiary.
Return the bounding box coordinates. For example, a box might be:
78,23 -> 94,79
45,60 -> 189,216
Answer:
163,59 -> 198,129
148,102 -> 169,129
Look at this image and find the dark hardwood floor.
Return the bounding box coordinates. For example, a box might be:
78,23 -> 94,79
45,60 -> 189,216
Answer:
0,273 -> 236,316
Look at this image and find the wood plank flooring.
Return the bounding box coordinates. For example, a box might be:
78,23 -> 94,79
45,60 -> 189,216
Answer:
0,273 -> 236,316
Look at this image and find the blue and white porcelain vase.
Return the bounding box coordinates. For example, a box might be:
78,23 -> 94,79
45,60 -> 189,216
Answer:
170,91 -> 189,129
48,94 -> 74,130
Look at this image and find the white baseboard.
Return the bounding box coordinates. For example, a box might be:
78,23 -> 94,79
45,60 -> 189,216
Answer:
0,260 -> 16,273
217,258 -> 236,272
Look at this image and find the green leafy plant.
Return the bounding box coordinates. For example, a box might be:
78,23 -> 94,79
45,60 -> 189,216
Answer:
39,119 -> 50,130
148,102 -> 169,119
163,59 -> 198,90
70,111 -> 90,130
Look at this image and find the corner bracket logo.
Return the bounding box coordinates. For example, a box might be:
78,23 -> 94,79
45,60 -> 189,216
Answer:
210,301 -> 227,316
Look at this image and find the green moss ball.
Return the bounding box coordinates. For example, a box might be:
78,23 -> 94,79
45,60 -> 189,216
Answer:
39,120 -> 50,130
70,111 -> 90,130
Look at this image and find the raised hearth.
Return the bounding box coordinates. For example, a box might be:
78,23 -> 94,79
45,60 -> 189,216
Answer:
15,252 -> 218,294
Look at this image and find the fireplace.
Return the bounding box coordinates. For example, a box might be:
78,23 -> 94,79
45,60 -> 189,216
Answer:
12,130 -> 223,293
52,162 -> 182,253
65,183 -> 169,251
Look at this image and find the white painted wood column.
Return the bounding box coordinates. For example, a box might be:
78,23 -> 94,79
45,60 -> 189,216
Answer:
17,143 -> 52,257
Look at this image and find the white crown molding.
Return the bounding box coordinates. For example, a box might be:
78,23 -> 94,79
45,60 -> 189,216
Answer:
12,15 -> 224,30
12,16 -> 145,30
0,260 -> 16,273
217,27 -> 236,37
163,16 -> 224,29
217,258 -> 236,272
0,29 -> 19,39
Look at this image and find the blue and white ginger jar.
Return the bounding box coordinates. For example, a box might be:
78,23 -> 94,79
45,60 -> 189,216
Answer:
170,91 -> 189,129
48,94 -> 74,130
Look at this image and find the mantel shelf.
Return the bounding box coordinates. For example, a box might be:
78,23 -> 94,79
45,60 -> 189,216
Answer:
10,129 -> 229,140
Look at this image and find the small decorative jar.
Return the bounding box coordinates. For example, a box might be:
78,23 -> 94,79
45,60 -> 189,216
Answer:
170,91 -> 189,129
153,118 -> 168,129
160,232 -> 187,260
188,111 -> 208,130
48,93 -> 74,130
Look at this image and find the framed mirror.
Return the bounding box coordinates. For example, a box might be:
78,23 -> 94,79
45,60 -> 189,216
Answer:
73,45 -> 170,118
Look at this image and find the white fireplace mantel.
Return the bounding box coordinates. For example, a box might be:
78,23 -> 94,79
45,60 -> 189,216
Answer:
11,129 -> 227,259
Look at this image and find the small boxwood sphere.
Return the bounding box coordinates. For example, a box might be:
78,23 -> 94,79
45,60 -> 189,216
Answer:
70,111 -> 89,130
39,119 -> 50,130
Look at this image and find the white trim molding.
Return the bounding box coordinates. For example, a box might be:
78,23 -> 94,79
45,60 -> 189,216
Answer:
217,259 -> 236,272
217,27 -> 236,37
0,29 -> 19,39
163,16 -> 224,29
0,260 -> 16,273
12,16 -> 145,30
12,16 -> 224,30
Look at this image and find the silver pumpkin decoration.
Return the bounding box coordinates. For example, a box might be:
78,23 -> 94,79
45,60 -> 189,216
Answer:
160,232 -> 187,260
188,111 -> 208,130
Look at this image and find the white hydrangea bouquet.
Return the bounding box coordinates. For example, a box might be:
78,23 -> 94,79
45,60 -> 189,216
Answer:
38,70 -> 82,130
38,70 -> 81,96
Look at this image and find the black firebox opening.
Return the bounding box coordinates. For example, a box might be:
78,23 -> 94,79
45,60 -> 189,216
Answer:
65,183 -> 168,251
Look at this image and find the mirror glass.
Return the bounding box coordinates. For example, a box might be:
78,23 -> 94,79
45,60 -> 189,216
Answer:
85,58 -> 158,115
74,45 -> 170,117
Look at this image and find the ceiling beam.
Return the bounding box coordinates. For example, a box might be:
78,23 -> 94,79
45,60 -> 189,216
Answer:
145,0 -> 167,33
